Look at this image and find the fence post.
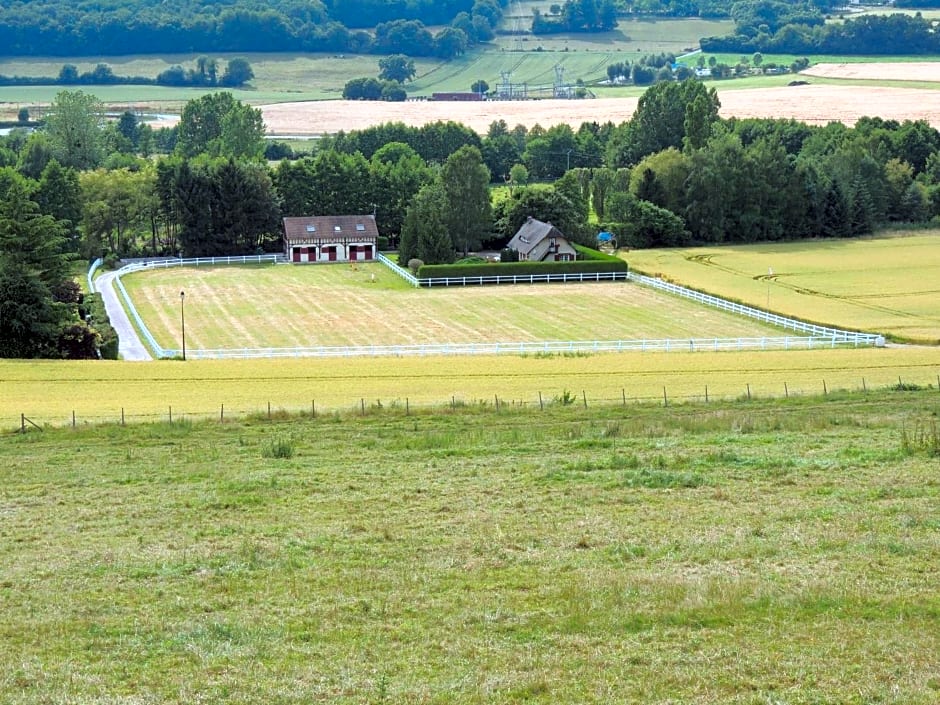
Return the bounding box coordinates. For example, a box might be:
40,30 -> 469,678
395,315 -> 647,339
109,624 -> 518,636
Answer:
862,378 -> 867,393
784,382 -> 789,399
360,398 -> 365,415
622,388 -> 626,406
495,395 -> 500,412
221,404 -> 224,422
705,385 -> 709,403
406,398 -> 409,416
72,410 -> 76,428
169,406 -> 172,423
312,400 -> 316,418
538,392 -> 544,411
663,386 -> 668,407
582,390 -> 587,409
823,380 -> 828,396
268,401 -> 272,420
121,408 -> 125,426
746,383 -> 751,401
21,413 -> 25,434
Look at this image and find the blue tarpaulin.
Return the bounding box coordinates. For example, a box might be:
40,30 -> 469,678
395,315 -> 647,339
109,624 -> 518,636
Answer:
597,231 -> 614,242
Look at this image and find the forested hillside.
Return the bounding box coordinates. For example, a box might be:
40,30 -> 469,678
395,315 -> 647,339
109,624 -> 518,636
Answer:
0,0 -> 504,56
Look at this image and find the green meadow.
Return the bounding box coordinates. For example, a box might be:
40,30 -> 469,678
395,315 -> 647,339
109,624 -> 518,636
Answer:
1,389 -> 938,703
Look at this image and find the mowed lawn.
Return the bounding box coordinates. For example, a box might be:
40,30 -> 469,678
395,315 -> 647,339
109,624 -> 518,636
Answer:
1,392 -> 939,703
121,263 -> 788,351
626,232 -> 940,343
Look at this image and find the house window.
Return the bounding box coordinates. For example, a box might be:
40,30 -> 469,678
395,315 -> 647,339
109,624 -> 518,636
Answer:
334,225 -> 341,232
356,223 -> 366,231
306,225 -> 316,233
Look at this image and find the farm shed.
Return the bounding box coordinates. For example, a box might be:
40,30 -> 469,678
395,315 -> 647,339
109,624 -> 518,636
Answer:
507,217 -> 577,262
283,215 -> 378,264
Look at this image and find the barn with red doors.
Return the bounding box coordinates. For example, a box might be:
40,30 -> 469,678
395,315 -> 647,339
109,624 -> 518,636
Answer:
283,215 -> 379,264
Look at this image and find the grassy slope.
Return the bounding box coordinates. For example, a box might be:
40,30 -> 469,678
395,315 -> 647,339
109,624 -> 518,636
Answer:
1,390 -> 939,703
120,263 -> 785,351
625,232 -> 940,344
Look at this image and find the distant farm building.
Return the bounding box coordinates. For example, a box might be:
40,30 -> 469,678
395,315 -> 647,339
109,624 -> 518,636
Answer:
507,217 -> 577,262
431,92 -> 484,101
283,215 -> 378,263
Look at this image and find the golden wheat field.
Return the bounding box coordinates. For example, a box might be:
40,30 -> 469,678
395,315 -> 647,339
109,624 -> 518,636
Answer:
625,233 -> 940,344
3,348 -> 939,428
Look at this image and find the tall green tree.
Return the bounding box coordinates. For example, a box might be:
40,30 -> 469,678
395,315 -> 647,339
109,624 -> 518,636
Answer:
44,90 -> 105,170
0,181 -> 73,358
402,181 -> 454,264
440,145 -> 492,256
176,92 -> 263,159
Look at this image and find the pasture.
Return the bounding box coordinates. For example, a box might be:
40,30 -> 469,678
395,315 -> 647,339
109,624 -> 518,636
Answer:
1,389 -> 939,703
624,232 -> 940,344
2,347 -> 938,427
120,262 -> 787,351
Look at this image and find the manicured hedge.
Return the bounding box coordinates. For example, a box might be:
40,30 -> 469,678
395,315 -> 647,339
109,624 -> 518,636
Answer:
417,245 -> 628,279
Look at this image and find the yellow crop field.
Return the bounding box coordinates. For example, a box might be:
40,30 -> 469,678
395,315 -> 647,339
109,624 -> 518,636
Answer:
3,348 -> 938,428
625,232 -> 940,343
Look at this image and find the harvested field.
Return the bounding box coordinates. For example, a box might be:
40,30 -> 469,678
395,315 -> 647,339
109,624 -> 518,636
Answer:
801,61 -> 940,82
258,85 -> 940,136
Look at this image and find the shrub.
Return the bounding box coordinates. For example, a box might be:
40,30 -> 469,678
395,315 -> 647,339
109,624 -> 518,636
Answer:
407,258 -> 424,275
417,245 -> 627,279
262,436 -> 295,459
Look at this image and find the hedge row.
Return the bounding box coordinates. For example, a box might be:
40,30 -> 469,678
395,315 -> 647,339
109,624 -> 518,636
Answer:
82,293 -> 119,359
417,248 -> 628,279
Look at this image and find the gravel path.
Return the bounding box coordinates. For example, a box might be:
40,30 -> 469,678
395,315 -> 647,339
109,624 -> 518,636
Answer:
96,270 -> 153,361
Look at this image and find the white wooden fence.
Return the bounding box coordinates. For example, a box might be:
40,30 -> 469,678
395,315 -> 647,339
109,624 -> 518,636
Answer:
101,253 -> 885,360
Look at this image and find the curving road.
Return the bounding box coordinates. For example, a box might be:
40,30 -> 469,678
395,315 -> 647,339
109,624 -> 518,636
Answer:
95,270 -> 153,361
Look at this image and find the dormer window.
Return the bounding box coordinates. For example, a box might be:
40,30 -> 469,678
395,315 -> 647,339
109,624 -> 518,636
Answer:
334,225 -> 341,232
356,223 -> 366,231
306,225 -> 316,233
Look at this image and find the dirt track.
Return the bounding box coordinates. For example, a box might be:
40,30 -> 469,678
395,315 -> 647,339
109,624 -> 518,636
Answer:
258,84 -> 940,136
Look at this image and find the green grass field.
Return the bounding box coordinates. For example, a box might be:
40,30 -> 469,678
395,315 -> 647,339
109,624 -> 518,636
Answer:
1,389 -> 939,703
120,262 -> 786,351
625,232 -> 940,344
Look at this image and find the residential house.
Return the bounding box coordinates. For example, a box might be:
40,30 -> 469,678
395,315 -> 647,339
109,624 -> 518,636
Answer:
506,217 -> 577,262
283,215 -> 378,263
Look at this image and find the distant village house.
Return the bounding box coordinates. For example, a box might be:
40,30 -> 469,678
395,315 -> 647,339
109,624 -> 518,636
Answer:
283,215 -> 378,263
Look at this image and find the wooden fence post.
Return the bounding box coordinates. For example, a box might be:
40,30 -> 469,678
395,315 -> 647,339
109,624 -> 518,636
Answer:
538,392 -> 544,411
72,410 -> 76,428
784,382 -> 789,399
663,386 -> 668,407
360,398 -> 365,415
169,406 -> 172,423
622,388 -> 626,406
220,404 -> 224,422
268,401 -> 272,420
746,383 -> 751,401
705,385 -> 709,403
312,400 -> 316,418
121,408 -> 125,426
406,398 -> 409,416
582,390 -> 587,408
823,380 -> 828,396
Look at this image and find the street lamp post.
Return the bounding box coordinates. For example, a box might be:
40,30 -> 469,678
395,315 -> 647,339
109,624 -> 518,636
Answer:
180,290 -> 186,361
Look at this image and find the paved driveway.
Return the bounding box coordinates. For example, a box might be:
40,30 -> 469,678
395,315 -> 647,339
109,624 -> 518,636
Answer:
95,270 -> 153,361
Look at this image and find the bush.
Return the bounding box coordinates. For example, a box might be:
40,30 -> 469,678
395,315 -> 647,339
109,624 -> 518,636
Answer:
417,256 -> 627,280
82,292 -> 119,359
407,258 -> 424,275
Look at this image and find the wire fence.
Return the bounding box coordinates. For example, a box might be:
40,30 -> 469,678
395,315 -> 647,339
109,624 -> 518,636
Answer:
11,372 -> 940,433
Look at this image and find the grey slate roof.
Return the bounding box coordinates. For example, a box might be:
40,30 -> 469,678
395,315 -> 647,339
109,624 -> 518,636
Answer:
507,217 -> 565,255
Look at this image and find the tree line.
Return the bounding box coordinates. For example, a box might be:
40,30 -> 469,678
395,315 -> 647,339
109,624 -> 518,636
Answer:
0,58 -> 254,89
702,9 -> 940,55
6,80 -> 940,358
0,0 -> 505,58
